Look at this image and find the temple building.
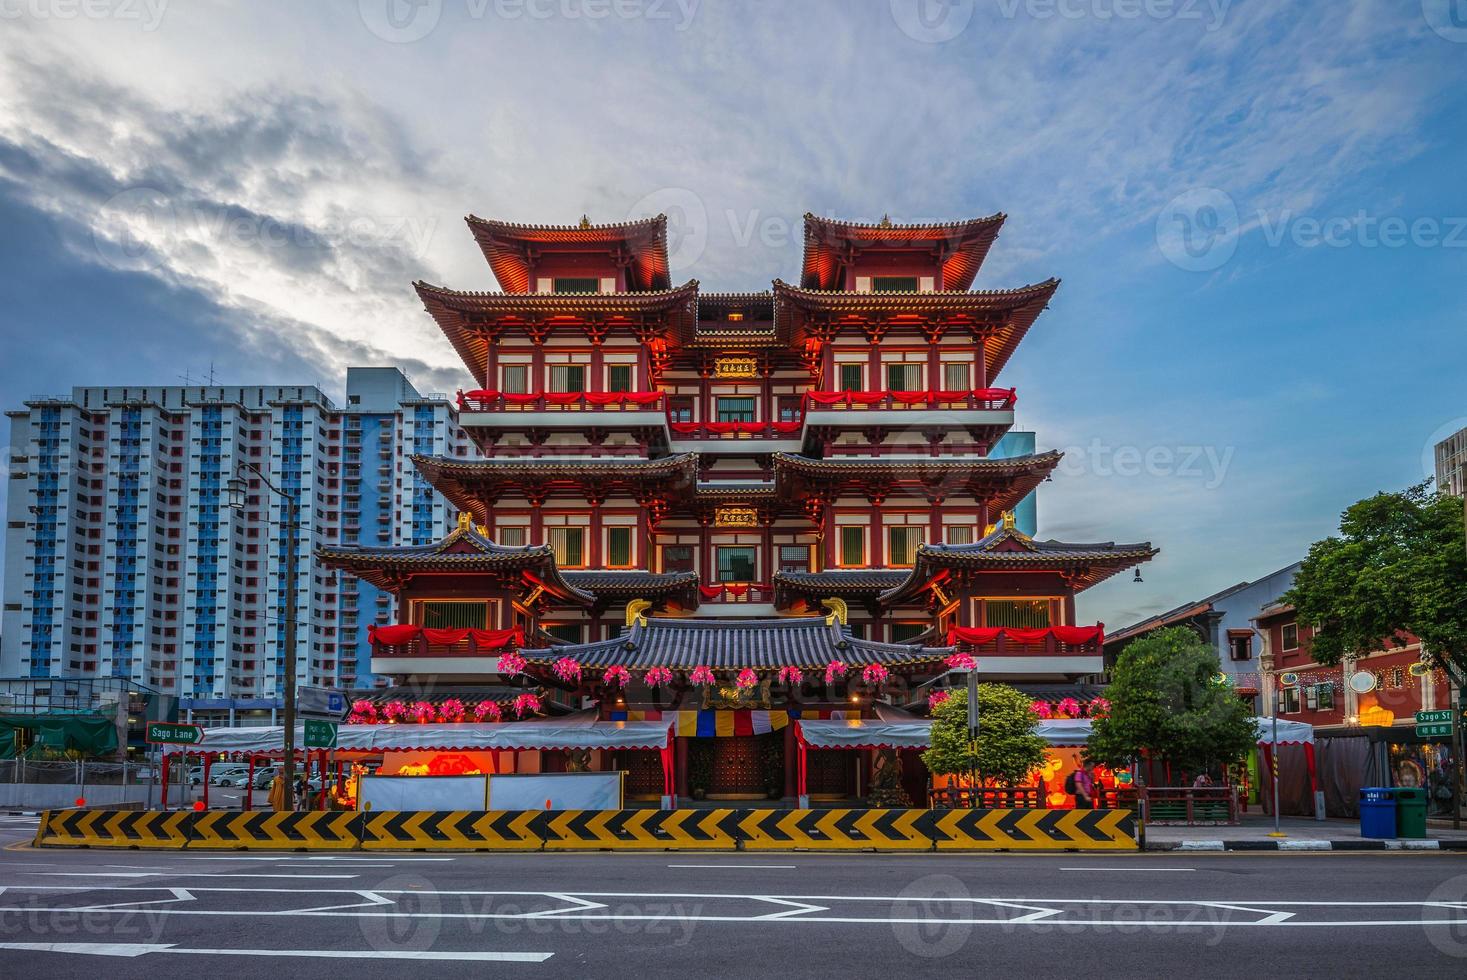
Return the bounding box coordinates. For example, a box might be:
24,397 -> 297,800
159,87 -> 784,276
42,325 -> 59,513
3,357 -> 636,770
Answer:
318,211 -> 1156,802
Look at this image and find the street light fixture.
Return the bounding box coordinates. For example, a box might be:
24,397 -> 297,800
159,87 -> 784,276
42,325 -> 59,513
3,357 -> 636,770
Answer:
224,462 -> 301,811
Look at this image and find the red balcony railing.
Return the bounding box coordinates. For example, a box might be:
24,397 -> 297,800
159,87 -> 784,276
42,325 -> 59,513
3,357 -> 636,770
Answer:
946,624 -> 1104,657
804,388 -> 1017,411
669,421 -> 804,439
456,390 -> 664,412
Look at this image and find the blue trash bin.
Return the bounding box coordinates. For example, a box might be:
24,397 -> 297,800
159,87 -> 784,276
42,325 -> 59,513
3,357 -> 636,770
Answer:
1359,787 -> 1397,839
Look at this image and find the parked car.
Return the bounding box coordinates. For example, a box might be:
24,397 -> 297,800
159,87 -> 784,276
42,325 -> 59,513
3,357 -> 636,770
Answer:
252,767 -> 280,790
210,764 -> 251,787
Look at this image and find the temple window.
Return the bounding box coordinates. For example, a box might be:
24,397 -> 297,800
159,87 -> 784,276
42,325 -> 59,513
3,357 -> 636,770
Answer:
606,365 -> 633,393
545,623 -> 585,643
984,599 -> 1052,628
838,364 -> 864,392
944,525 -> 974,545
716,396 -> 756,423
498,525 -> 526,547
889,622 -> 926,642
414,599 -> 489,630
885,362 -> 923,392
548,527 -> 586,567
716,545 -> 757,582
606,526 -> 634,567
662,544 -> 694,572
668,397 -> 694,423
942,362 -> 970,390
552,277 -> 600,294
887,525 -> 921,567
501,365 -> 529,394
837,526 -> 865,567
777,396 -> 801,422
548,365 -> 586,393
871,276 -> 918,293
778,545 -> 809,571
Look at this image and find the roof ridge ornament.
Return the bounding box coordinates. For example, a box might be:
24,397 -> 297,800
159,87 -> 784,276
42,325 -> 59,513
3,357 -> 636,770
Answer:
878,214 -> 892,228
579,214 -> 592,229
822,596 -> 848,626
626,598 -> 652,628
456,511 -> 473,530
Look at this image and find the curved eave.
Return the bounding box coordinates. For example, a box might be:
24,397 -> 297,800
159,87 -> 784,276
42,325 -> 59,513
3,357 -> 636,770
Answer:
562,570 -> 701,605
413,279 -> 698,386
878,545 -> 1160,605
800,213 -> 1007,291
772,450 -> 1061,511
771,570 -> 911,608
316,546 -> 596,605
466,213 -> 670,293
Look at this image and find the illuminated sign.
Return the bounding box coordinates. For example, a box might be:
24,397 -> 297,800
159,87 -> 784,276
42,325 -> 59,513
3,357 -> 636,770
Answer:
713,356 -> 759,379
714,506 -> 759,528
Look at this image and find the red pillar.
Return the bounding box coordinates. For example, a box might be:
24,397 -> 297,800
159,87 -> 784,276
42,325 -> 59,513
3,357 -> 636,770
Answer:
783,722 -> 797,798
675,735 -> 689,797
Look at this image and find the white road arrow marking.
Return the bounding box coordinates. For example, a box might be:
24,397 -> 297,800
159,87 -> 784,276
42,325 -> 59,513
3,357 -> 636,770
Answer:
19,872 -> 358,879
0,942 -> 552,962
524,892 -> 609,916
291,890 -> 396,913
70,887 -> 195,911
750,897 -> 830,919
1201,902 -> 1296,925
0,943 -> 167,957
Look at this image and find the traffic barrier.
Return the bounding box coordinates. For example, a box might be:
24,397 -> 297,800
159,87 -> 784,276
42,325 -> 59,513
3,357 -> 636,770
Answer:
538,808 -> 740,850
189,810 -> 360,850
34,808 -> 192,848
361,810 -> 541,851
32,806 -> 1139,851
737,808 -> 932,851
928,807 -> 1136,850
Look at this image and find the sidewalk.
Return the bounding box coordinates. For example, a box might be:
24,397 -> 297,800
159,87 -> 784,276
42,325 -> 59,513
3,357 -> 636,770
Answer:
1143,813 -> 1467,851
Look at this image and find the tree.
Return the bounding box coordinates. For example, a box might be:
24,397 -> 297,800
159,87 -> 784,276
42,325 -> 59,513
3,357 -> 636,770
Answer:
1086,627 -> 1256,778
1282,482 -> 1467,694
922,684 -> 1048,787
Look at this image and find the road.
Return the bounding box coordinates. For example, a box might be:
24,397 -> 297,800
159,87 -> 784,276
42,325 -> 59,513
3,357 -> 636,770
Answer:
3,815 -> 1467,977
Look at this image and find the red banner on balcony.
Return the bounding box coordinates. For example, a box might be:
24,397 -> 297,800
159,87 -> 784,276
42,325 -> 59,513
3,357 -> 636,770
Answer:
704,421 -> 738,434
736,421 -> 766,434
889,391 -> 931,404
368,625 -> 524,649
670,421 -> 701,434
771,420 -> 803,434
624,391 -> 664,405
846,391 -> 886,405
805,391 -> 849,406
500,392 -> 540,404
543,392 -> 581,405
369,624 -> 422,645
583,391 -> 623,405
463,389 -> 498,402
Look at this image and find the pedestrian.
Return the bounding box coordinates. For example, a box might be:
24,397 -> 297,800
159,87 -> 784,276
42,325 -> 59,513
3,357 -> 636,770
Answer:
1065,766 -> 1095,809
267,773 -> 286,812
1193,772 -> 1214,788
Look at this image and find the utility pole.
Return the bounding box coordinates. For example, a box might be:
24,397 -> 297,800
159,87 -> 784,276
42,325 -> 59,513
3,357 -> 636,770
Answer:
226,463 -> 301,811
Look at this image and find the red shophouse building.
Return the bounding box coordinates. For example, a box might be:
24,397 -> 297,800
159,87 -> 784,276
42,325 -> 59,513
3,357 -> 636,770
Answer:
319,211 -> 1157,801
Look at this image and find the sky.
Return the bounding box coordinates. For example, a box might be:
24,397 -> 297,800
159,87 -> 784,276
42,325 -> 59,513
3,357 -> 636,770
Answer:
0,0 -> 1464,630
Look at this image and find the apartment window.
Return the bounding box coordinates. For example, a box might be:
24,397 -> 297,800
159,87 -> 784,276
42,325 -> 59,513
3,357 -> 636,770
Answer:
885,363 -> 922,392
497,526 -> 527,547
548,527 -> 585,567
607,365 -> 634,393
1281,624 -> 1299,651
871,276 -> 918,293
945,525 -> 974,545
545,623 -> 585,643
662,545 -> 694,572
552,277 -> 600,294
942,363 -> 970,390
838,526 -> 865,566
606,526 -> 633,568
1278,687 -> 1301,714
1228,631 -> 1253,661
501,365 -> 529,394
416,600 -> 488,630
716,397 -> 755,423
838,364 -> 864,392
1304,683 -> 1334,711
548,365 -> 586,393
887,525 -> 921,567
716,546 -> 756,582
985,599 -> 1052,628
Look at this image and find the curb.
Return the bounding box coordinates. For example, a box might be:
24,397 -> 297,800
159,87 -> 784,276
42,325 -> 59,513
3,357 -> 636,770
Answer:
1147,839 -> 1467,852
1,812 -> 42,817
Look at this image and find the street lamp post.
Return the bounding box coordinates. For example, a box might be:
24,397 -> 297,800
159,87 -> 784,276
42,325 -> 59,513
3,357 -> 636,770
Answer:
226,463 -> 300,811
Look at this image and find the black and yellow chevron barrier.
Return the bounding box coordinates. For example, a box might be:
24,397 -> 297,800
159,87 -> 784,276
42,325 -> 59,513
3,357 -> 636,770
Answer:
739,808 -> 932,851
361,810 -> 541,851
189,810 -> 360,850
538,808 -> 741,850
33,806 -> 1137,851
927,807 -> 1136,850
34,808 -> 192,848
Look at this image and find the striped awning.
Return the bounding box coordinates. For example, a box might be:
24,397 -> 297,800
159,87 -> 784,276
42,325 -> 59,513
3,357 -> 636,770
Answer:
607,707 -> 853,737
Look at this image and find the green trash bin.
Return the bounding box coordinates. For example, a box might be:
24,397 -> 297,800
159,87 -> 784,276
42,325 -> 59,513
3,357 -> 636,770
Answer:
1395,786 -> 1428,839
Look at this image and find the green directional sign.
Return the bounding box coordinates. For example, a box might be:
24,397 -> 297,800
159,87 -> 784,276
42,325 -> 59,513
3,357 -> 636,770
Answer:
145,722 -> 204,745
304,719 -> 338,749
1416,709 -> 1455,739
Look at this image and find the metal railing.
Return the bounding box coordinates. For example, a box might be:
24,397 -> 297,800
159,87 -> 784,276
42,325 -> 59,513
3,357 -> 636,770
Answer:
1139,786 -> 1241,825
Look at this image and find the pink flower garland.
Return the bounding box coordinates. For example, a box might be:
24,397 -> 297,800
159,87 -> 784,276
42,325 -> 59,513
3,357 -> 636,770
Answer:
644,666 -> 674,688
473,699 -> 502,723
409,700 -> 435,724
1087,697 -> 1111,718
735,668 -> 759,691
381,700 -> 407,723
1055,697 -> 1081,719
928,690 -> 951,711
348,699 -> 377,724
690,665 -> 716,687
604,665 -> 631,689
824,661 -> 847,684
861,663 -> 889,686
945,652 -> 976,671
440,697 -> 466,723
552,657 -> 582,684
1030,700 -> 1053,719
512,693 -> 541,718
498,651 -> 527,677
778,665 -> 804,685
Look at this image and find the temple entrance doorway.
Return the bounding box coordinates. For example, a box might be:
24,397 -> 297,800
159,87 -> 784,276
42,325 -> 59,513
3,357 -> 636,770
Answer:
689,732 -> 784,800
